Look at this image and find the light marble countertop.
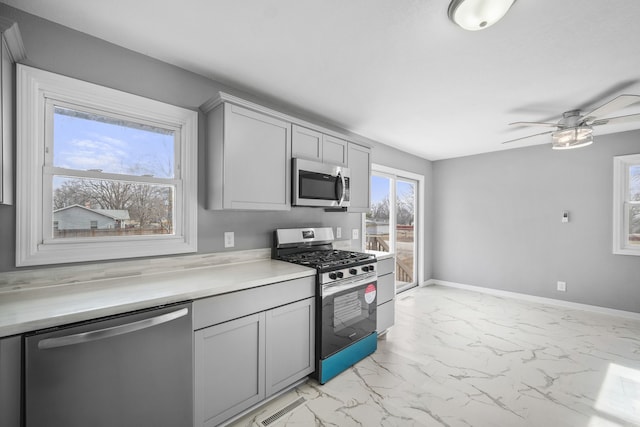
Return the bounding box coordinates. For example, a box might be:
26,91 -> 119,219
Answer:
0,251 -> 315,338
366,250 -> 394,260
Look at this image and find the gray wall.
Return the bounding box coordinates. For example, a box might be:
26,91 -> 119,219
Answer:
432,131 -> 640,313
0,4 -> 432,276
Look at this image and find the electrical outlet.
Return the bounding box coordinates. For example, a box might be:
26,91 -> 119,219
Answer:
352,228 -> 359,240
224,231 -> 234,248
557,281 -> 566,292
336,227 -> 342,239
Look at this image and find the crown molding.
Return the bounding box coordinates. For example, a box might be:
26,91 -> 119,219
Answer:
0,17 -> 26,62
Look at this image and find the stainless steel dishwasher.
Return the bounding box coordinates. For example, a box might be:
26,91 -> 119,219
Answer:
25,302 -> 193,427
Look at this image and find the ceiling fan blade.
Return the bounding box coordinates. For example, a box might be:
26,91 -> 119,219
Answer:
508,121 -> 558,127
501,131 -> 553,144
591,113 -> 640,127
582,94 -> 640,122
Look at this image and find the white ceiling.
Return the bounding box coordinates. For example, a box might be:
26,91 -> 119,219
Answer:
5,0 -> 640,160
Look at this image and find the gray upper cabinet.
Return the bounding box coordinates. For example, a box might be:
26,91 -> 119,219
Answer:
292,124 -> 322,161
292,124 -> 347,166
347,142 -> 371,212
204,101 -> 291,211
322,134 -> 348,166
203,92 -> 371,212
0,19 -> 26,206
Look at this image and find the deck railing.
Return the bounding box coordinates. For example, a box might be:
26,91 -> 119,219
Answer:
366,235 -> 413,283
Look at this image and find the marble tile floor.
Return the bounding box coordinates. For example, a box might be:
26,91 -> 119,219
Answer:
231,284 -> 640,427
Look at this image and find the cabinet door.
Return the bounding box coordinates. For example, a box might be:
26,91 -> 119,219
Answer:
194,313 -> 266,427
323,134 -> 348,166
347,142 -> 371,212
265,298 -> 315,396
224,104 -> 291,210
292,124 -> 322,161
0,336 -> 21,427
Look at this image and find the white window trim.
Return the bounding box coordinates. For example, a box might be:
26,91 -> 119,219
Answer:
365,163 -> 425,287
16,65 -> 198,266
613,153 -> 640,256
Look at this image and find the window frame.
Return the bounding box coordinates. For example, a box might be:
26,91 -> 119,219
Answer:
612,153 -> 640,256
16,65 -> 198,266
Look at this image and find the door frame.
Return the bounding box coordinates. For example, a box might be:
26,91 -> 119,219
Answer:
362,164 -> 425,290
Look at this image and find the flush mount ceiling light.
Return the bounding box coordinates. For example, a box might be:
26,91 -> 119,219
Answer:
551,126 -> 594,150
448,0 -> 517,31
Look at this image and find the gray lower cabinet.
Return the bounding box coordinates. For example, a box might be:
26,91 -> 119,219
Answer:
0,335 -> 21,427
193,277 -> 315,426
265,298 -> 315,396
376,256 -> 396,334
195,313 -> 266,427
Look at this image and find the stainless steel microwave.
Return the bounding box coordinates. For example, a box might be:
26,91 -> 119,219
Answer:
292,158 -> 351,207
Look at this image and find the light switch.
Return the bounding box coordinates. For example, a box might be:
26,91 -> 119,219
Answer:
562,211 -> 569,223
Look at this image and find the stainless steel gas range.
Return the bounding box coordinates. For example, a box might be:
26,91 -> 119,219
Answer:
273,227 -> 377,384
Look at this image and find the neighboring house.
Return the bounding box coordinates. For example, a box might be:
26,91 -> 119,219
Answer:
53,205 -> 130,230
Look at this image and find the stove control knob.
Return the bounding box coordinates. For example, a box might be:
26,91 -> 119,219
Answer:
369,265 -> 375,272
329,273 -> 337,280
349,268 -> 357,275
336,271 -> 344,278
362,266 -> 370,272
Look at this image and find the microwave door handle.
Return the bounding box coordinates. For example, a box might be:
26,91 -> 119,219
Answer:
336,172 -> 346,205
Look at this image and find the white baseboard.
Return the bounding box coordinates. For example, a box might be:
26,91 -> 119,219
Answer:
422,279 -> 640,321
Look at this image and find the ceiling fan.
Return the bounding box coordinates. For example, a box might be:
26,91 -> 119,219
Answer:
503,94 -> 640,149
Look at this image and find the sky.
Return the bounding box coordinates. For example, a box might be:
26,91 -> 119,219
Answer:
53,107 -> 175,179
371,174 -> 415,205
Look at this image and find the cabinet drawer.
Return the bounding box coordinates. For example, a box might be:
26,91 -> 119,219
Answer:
377,273 -> 395,304
377,300 -> 395,333
377,257 -> 395,276
193,276 -> 315,330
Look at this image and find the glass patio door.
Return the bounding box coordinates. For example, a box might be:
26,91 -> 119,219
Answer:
394,179 -> 416,292
366,170 -> 418,292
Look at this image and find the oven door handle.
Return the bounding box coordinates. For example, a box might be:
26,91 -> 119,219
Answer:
322,279 -> 374,297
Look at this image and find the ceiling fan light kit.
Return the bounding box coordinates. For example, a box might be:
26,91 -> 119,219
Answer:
448,0 -> 517,31
503,94 -> 640,150
551,127 -> 594,150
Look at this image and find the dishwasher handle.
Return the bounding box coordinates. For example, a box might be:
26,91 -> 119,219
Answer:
38,307 -> 189,350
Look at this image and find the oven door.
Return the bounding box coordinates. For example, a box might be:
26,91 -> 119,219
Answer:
320,276 -> 377,359
293,158 -> 350,207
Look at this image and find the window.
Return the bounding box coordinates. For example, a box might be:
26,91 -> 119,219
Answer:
16,65 -> 198,266
613,153 -> 640,256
